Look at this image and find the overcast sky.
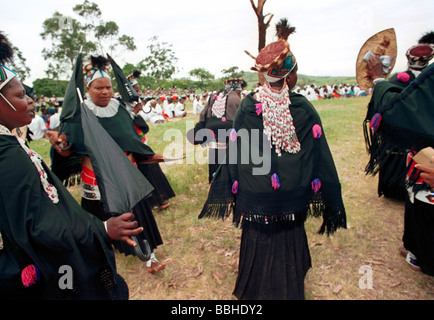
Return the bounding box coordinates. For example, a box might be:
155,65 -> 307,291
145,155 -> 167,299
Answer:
1,0 -> 433,84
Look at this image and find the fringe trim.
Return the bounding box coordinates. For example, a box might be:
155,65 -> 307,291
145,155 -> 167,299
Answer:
364,131 -> 408,186
198,198 -> 235,221
199,191 -> 346,235
64,174 -> 81,187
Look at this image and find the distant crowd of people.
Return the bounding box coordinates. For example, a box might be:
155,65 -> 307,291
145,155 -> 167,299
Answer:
28,80 -> 369,140
291,83 -> 368,101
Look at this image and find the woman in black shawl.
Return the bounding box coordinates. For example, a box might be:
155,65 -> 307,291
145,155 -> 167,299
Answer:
365,47 -> 434,276
199,19 -> 347,300
0,32 -> 141,299
50,56 -> 165,273
188,78 -> 244,183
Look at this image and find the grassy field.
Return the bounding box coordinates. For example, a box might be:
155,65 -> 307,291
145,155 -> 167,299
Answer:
30,95 -> 434,300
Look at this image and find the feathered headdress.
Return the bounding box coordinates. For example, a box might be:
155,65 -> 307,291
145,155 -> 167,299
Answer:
246,18 -> 297,83
127,70 -> 141,86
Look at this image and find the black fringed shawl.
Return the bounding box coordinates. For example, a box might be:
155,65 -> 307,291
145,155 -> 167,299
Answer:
0,135 -> 122,299
199,91 -> 347,235
51,101 -> 154,185
364,63 -> 434,188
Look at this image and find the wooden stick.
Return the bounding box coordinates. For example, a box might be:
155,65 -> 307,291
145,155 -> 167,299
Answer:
0,92 -> 17,111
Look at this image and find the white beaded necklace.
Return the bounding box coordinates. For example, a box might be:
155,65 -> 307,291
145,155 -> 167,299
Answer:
257,81 -> 301,156
211,92 -> 227,119
0,125 -> 59,203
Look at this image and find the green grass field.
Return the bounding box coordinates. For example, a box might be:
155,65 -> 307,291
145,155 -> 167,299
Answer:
30,95 -> 434,300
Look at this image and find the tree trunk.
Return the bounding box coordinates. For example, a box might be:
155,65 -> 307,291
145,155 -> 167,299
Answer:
249,0 -> 274,85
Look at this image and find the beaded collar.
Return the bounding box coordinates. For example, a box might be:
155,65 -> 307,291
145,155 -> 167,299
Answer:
211,92 -> 227,119
0,124 -> 59,203
257,81 -> 301,156
85,93 -> 120,118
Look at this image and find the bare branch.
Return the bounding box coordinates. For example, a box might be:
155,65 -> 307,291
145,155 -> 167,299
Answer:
265,14 -> 274,28
249,0 -> 259,17
257,0 -> 266,14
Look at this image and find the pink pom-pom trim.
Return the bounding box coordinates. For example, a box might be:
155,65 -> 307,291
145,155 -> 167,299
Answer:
370,113 -> 382,132
255,103 -> 263,115
271,173 -> 281,190
230,129 -> 237,142
311,178 -> 322,194
312,124 -> 322,139
21,264 -> 40,287
397,72 -> 410,83
232,180 -> 239,194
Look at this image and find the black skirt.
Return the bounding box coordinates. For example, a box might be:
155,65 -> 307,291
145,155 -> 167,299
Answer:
81,198 -> 163,256
377,152 -> 407,201
137,163 -> 175,207
403,196 -> 434,276
233,219 -> 312,300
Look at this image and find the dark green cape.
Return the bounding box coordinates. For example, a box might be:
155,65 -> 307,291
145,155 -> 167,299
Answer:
199,92 -> 347,235
0,135 -> 124,299
364,63 -> 434,186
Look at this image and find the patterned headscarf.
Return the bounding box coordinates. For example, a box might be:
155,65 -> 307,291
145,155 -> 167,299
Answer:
0,64 -> 17,91
84,68 -> 111,87
263,54 -> 297,83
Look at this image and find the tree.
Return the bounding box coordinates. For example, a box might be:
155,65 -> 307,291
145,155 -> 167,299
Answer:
9,46 -> 31,82
73,1 -> 136,55
33,78 -> 69,97
189,68 -> 215,87
40,1 -> 136,79
221,66 -> 244,80
138,36 -> 179,81
40,12 -> 96,79
249,0 -> 274,84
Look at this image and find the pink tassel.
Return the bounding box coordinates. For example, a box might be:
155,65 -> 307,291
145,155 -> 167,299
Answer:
221,116 -> 226,122
311,178 -> 321,194
21,264 -> 40,287
271,173 -> 281,190
230,129 -> 237,141
232,180 -> 239,194
312,124 -> 322,139
370,113 -> 382,132
255,103 -> 262,115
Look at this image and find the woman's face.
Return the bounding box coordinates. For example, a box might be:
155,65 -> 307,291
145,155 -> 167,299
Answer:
0,78 -> 35,130
87,77 -> 114,107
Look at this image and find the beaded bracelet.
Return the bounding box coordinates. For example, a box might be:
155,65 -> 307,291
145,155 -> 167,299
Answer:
373,78 -> 386,85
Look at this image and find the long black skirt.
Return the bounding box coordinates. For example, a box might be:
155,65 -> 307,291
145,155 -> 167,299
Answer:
377,152 -> 407,201
233,220 -> 312,300
137,163 -> 175,208
81,198 -> 163,257
403,196 -> 434,276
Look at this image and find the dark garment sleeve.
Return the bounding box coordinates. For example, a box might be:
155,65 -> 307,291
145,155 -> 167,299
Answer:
0,138 -> 117,295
